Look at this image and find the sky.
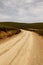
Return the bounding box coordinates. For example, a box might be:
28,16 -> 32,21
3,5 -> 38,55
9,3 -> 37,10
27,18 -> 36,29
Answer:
0,0 -> 43,23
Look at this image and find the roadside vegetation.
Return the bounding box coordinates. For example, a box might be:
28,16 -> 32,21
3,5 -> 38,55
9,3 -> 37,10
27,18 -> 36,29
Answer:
0,22 -> 43,38
27,28 -> 43,36
0,24 -> 21,39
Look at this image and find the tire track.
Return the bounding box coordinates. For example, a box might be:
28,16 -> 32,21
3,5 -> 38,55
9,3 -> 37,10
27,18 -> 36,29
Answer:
0,30 -> 26,55
0,31 -> 29,65
27,33 -> 43,65
10,32 -> 33,65
9,32 -> 30,65
0,30 -> 43,65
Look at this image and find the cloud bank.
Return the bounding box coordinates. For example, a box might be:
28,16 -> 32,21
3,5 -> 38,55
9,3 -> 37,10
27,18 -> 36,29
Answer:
0,0 -> 43,23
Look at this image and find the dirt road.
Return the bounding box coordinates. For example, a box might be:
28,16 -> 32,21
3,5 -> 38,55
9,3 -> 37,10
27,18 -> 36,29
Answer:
0,30 -> 43,65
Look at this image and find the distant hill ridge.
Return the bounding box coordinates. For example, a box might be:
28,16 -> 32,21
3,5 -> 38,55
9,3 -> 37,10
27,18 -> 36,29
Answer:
0,22 -> 43,29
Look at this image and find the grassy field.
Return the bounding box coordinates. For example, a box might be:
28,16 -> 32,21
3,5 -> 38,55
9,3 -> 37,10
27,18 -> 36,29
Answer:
0,22 -> 43,36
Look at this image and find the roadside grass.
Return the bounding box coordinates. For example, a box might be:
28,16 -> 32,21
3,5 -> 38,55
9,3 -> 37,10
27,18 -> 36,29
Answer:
0,22 -> 43,36
27,28 -> 43,36
0,23 -> 21,39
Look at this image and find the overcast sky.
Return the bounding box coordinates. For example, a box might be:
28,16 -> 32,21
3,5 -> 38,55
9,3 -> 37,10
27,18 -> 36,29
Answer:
0,0 -> 43,23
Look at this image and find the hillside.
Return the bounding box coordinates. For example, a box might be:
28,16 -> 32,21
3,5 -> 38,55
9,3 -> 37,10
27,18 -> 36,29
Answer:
0,22 -> 43,36
0,22 -> 43,29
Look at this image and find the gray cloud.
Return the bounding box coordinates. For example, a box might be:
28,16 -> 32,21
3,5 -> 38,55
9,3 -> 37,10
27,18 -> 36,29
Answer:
0,0 -> 43,22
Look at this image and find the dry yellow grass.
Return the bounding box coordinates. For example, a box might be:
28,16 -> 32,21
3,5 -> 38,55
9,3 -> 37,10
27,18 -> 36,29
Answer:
0,30 -> 20,39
